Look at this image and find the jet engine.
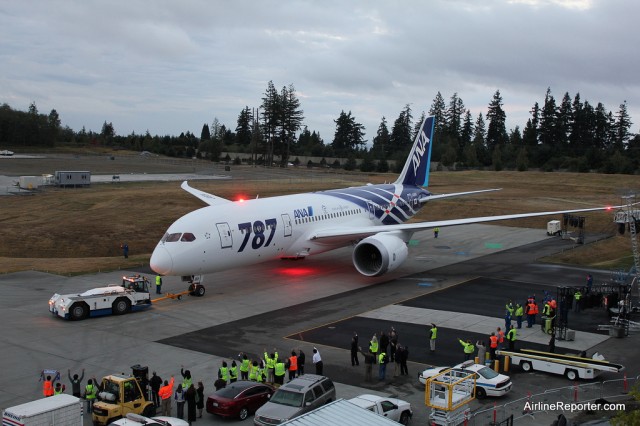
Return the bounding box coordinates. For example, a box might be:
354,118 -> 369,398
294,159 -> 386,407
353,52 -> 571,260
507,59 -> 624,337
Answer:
352,233 -> 409,277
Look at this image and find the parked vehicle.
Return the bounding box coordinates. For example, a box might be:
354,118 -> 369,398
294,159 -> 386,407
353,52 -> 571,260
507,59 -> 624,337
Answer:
253,375 -> 335,425
419,360 -> 512,398
110,413 -> 188,425
347,394 -> 412,424
497,348 -> 625,380
49,275 -> 152,320
206,381 -> 275,420
2,394 -> 82,426
91,374 -> 155,425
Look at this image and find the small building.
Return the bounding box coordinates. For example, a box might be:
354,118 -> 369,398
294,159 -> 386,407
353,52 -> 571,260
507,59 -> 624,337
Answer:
54,171 -> 91,188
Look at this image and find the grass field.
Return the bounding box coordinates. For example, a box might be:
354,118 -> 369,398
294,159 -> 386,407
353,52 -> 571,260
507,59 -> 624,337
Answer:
1,155 -> 638,275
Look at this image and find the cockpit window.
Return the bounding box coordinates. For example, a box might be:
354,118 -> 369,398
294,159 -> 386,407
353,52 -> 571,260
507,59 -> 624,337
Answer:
181,233 -> 196,242
165,233 -> 182,242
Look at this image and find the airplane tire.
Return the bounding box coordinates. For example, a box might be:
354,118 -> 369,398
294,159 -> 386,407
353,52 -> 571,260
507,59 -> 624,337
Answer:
112,298 -> 131,315
70,302 -> 89,320
191,285 -> 205,297
521,361 -> 533,372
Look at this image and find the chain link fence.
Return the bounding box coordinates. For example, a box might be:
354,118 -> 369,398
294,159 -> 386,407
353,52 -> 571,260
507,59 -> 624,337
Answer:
465,375 -> 638,425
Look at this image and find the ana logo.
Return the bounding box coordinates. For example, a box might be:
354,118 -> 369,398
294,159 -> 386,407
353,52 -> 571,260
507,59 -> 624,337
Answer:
412,129 -> 430,176
293,206 -> 314,219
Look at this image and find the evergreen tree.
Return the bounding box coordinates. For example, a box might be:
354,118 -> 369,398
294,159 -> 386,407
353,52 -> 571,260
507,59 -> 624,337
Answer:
331,110 -> 365,156
260,80 -> 280,165
473,113 -> 488,165
554,92 -> 573,154
371,117 -> 390,159
279,84 -> 304,165
390,105 -> 413,154
486,90 -> 508,152
235,107 -> 253,146
539,87 -> 556,147
461,110 -> 474,150
613,100 -> 632,150
428,92 -> 446,139
200,123 -> 211,141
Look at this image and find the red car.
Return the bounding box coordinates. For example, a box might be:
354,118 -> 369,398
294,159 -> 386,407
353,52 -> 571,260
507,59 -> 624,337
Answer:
206,381 -> 275,420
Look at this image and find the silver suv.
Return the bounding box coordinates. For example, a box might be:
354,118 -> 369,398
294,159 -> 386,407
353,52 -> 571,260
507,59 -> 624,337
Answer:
253,375 -> 336,425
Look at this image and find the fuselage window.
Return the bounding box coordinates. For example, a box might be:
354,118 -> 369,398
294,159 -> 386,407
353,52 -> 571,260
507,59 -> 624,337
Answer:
181,233 -> 196,242
165,233 -> 182,242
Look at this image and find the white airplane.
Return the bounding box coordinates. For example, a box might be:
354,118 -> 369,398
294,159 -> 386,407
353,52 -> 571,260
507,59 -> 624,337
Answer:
150,115 -> 615,279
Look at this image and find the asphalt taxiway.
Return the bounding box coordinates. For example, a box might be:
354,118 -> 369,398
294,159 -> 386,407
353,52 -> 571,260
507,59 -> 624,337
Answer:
0,225 -> 636,426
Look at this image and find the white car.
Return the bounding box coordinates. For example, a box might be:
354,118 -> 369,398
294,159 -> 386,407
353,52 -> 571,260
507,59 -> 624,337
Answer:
348,394 -> 412,424
418,360 -> 512,399
110,413 -> 188,425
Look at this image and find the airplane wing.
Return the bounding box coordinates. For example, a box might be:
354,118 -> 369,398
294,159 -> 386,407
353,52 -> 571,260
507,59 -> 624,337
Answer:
181,181 -> 232,206
309,205 -> 616,241
420,188 -> 501,202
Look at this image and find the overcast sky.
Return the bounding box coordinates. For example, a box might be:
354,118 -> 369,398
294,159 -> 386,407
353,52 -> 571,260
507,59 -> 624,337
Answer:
1,0 -> 637,144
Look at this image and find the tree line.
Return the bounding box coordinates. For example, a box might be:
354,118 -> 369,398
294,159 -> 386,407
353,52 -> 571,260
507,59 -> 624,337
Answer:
1,84 -> 638,174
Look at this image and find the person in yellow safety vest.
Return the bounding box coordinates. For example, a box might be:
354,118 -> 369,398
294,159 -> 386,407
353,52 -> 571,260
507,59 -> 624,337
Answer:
506,325 -> 517,351
264,348 -> 278,383
574,290 -> 583,313
54,382 -> 65,395
155,274 -> 162,294
180,367 -> 193,391
515,303 -> 524,329
459,339 -> 475,361
240,353 -> 250,381
429,324 -> 437,352
229,361 -> 238,383
369,333 -> 379,364
274,359 -> 286,386
256,362 -> 265,383
542,302 -> 551,316
85,379 -> 98,413
288,351 -> 298,382
249,361 -> 259,381
218,361 -> 229,384
377,352 -> 388,381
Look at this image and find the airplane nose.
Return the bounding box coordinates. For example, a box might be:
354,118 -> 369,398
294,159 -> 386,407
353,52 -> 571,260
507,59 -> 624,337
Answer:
150,246 -> 174,275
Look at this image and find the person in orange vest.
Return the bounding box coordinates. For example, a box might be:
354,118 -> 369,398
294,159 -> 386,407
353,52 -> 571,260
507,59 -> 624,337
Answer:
496,327 -> 505,350
288,350 -> 298,382
158,376 -> 175,416
43,375 -> 55,397
526,300 -> 538,328
489,332 -> 498,360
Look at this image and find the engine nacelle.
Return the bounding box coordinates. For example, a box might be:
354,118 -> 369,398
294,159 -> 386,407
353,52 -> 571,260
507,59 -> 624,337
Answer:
352,233 -> 409,277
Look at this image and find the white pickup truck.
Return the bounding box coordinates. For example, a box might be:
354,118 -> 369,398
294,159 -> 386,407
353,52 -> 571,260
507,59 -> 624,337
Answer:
49,275 -> 152,320
348,394 -> 412,425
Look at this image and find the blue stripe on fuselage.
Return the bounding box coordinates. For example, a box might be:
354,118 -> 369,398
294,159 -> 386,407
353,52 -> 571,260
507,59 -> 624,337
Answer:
321,184 -> 430,224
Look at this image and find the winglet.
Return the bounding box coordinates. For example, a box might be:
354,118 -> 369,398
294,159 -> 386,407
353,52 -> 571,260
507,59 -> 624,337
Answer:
181,181 -> 232,206
394,115 -> 435,187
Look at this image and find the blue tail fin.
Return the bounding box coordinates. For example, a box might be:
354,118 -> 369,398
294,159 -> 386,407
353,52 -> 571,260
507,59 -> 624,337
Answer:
394,115 -> 435,187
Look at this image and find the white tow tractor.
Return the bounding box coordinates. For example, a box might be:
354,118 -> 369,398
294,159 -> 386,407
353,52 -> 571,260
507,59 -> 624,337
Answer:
49,275 -> 153,320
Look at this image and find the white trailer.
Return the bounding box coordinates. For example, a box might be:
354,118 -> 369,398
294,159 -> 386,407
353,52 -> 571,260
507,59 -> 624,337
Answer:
2,394 -> 83,426
498,349 -> 624,381
49,276 -> 152,320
